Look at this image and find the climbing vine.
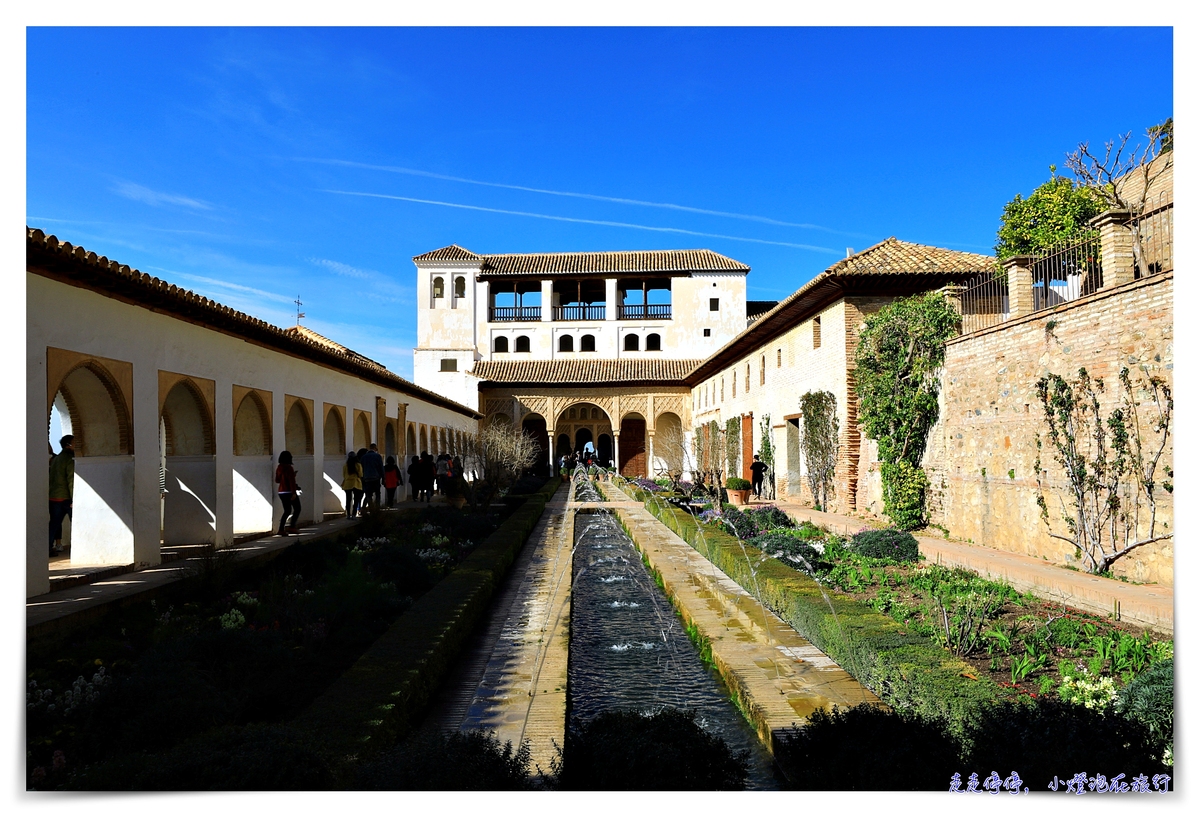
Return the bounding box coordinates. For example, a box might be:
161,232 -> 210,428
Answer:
854,292 -> 960,530
799,390 -> 839,512
758,413 -> 776,500
725,417 -> 740,480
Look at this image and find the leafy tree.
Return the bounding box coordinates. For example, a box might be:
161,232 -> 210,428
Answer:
799,390 -> 839,511
995,169 -> 1104,261
724,417 -> 740,480
1034,366 -> 1173,575
855,292 -> 960,529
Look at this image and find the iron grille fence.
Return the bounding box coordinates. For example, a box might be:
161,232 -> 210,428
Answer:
488,306 -> 541,322
1031,231 -> 1102,312
1130,200 -> 1173,278
618,304 -> 672,320
960,271 -> 1010,334
553,305 -> 606,321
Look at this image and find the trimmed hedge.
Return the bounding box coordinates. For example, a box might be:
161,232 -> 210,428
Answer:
294,478 -> 561,760
621,482 -> 1004,737
851,528 -> 920,563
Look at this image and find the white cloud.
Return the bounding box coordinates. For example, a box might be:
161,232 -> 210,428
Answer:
112,181 -> 213,211
309,257 -> 374,280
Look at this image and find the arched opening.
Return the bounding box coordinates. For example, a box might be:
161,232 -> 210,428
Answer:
432,276 -> 445,299
233,393 -> 271,456
556,433 -> 572,458
232,391 -> 274,535
514,335 -> 531,353
454,276 -> 466,298
653,411 -> 684,476
558,335 -> 574,352
624,334 -> 639,351
420,425 -> 429,455
323,407 -> 345,456
619,412 -> 647,477
580,334 -> 596,352
597,433 -> 613,466
161,379 -> 217,546
645,333 -> 662,351
522,414 -> 550,476
322,406 -> 348,514
48,361 -> 135,566
285,401 -> 314,456
494,336 -> 509,353
488,412 -> 512,428
353,412 -> 371,452
574,427 -> 593,454
384,422 -> 397,457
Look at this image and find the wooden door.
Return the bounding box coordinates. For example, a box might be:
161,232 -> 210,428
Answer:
619,418 -> 646,477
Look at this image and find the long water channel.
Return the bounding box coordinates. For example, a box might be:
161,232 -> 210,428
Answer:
568,477 -> 780,789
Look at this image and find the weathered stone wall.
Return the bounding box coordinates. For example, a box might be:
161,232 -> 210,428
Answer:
922,273 -> 1173,585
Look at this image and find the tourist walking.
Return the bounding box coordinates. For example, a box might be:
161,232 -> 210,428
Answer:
361,443 -> 384,512
407,455 -> 423,502
383,455 -> 402,507
48,434 -> 75,556
421,452 -> 436,501
342,451 -> 364,517
435,452 -> 451,495
275,450 -> 301,536
750,453 -> 768,500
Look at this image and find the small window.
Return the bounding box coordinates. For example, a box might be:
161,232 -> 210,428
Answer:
440,358 -> 457,372
732,371 -> 737,397
777,349 -> 782,367
645,333 -> 661,351
515,335 -> 531,353
454,276 -> 466,298
624,334 -> 639,351
813,316 -> 822,349
559,335 -> 574,352
720,378 -> 724,402
580,334 -> 596,352
591,407 -> 599,419
746,363 -> 751,392
433,276 -> 445,299
709,297 -> 719,311
760,355 -> 766,385
494,336 -> 509,353
568,407 -> 577,419
703,328 -> 711,337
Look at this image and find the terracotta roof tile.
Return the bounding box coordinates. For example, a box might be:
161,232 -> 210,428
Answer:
471,359 -> 702,386
414,246 -> 750,276
412,244 -> 482,261
27,227 -> 481,419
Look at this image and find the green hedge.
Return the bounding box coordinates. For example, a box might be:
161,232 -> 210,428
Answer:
621,482 -> 1004,737
294,478 -> 561,760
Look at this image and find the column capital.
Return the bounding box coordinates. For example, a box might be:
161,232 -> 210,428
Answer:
1002,255 -> 1036,271
1089,208 -> 1133,229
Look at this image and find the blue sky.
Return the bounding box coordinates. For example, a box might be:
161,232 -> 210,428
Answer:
27,26 -> 1173,379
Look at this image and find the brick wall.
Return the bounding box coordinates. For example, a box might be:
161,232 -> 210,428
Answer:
923,273 -> 1173,585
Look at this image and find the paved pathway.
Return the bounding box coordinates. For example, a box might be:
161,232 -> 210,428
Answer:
605,481 -> 879,753
753,500 -> 1173,634
428,484 -> 574,777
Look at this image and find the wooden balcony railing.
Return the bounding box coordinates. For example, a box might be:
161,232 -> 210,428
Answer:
489,306 -> 541,322
618,304 -> 672,320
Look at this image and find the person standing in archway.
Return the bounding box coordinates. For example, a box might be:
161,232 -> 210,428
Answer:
342,451 -> 364,517
275,450 -> 301,536
48,435 -> 74,556
750,453 -> 768,500
361,443 -> 384,513
383,455 -> 401,508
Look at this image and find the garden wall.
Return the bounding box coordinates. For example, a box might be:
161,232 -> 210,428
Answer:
860,274 -> 1173,585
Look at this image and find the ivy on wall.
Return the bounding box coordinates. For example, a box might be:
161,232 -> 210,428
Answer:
855,292 -> 960,529
725,417 -> 740,479
799,390 -> 839,512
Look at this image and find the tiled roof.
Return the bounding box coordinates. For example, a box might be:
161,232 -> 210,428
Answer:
686,238 -> 995,384
414,246 -> 750,276
746,300 -> 779,325
471,359 -> 703,386
412,244 -> 482,261
27,227 -> 481,419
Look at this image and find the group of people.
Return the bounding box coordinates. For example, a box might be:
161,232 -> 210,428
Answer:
338,443 -> 407,519
557,448 -> 603,474
406,452 -> 463,503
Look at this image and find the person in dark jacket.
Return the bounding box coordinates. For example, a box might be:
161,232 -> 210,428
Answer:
48,435 -> 75,556
275,450 -> 301,536
750,453 -> 768,499
406,455 -> 422,502
361,443 -> 384,512
383,455 -> 402,507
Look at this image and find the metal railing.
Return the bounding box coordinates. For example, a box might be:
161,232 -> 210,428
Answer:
1130,200 -> 1173,278
553,305 -> 606,321
959,271 -> 1010,334
1031,231 -> 1102,312
488,306 -> 541,322
618,303 -> 672,320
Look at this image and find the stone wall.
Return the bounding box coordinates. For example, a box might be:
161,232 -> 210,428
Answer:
921,273 -> 1173,585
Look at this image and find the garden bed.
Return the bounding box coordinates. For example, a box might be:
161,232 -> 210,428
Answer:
26,497 -> 533,790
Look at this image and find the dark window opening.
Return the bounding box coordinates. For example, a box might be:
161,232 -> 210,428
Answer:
624,334 -> 639,351
515,335 -> 531,353
494,336 -> 509,353
813,316 -> 822,349
703,328 -> 711,337
440,358 -> 457,372
709,297 -> 719,311
645,333 -> 661,351
580,334 -> 596,352
559,335 -> 574,352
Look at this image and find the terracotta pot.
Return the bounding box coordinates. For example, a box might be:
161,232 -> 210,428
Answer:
727,489 -> 749,506
449,496 -> 467,509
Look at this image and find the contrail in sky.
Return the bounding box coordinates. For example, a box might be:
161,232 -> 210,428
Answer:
322,190 -> 840,253
296,157 -> 869,237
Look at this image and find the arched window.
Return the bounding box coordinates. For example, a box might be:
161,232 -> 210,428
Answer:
515,335 -> 531,353
559,335 -> 574,352
454,276 -> 466,298
624,334 -> 639,351
580,334 -> 596,352
645,333 -> 661,351
432,276 -> 445,299
494,336 -> 509,353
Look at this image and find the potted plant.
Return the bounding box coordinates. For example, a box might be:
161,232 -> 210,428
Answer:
560,466 -> 570,483
446,476 -> 470,509
725,477 -> 752,506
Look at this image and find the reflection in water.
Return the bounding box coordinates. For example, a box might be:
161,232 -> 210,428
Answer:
569,479 -> 779,789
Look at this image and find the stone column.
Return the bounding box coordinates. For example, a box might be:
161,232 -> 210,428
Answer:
938,283 -> 965,315
647,432 -> 655,477
613,432 -> 621,476
397,402 -> 409,498
1091,209 -> 1135,288
605,278 -> 618,321
1004,255 -> 1036,318
541,279 -> 553,322
374,396 -> 386,447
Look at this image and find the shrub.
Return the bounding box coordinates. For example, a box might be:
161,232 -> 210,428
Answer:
726,477 -> 752,491
558,709 -> 748,790
775,704 -> 960,790
850,528 -> 919,563
355,729 -> 532,790
880,461 -> 929,530
747,504 -> 794,531
750,530 -> 821,572
718,504 -> 758,540
1115,659 -> 1173,764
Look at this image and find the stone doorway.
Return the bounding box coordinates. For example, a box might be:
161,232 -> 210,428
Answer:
619,416 -> 646,477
